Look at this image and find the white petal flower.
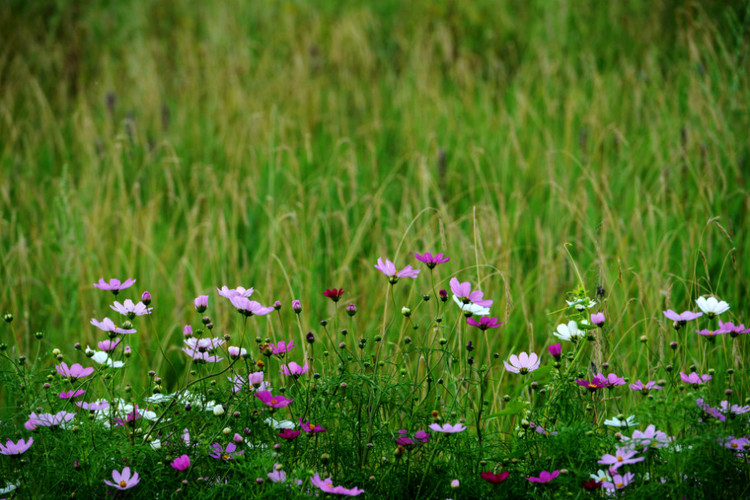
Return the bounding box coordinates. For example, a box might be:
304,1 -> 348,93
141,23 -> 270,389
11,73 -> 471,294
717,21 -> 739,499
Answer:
150,439 -> 162,450
265,417 -> 295,430
145,393 -> 174,404
452,295 -> 490,316
696,296 -> 730,316
554,321 -> 584,341
0,482 -> 18,494
590,469 -> 612,482
603,415 -> 638,428
88,348 -> 125,368
566,298 -> 597,311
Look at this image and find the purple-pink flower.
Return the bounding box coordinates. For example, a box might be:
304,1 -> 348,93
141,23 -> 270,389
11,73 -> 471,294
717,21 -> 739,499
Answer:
111,299 -> 152,317
598,448 -> 645,470
97,338 -> 121,352
26,411 -> 74,428
717,320 -> 750,336
621,424 -> 673,449
548,343 -> 562,360
323,288 -> 345,302
94,278 -> 136,294
209,442 -> 243,460
229,295 -> 274,317
680,372 -> 712,385
280,361 -> 309,377
527,470 -> 559,483
170,454 -> 191,471
90,317 -> 136,335
629,380 -> 663,393
300,417 -> 327,433
428,423 -> 466,433
217,285 -> 254,299
604,373 -> 626,386
292,300 -> 302,313
449,277 -> 493,307
104,467 -> 140,490
504,352 -> 541,374
228,346 -> 247,359
414,252 -> 450,269
466,316 -> 503,331
696,398 -> 726,422
194,295 -> 209,312
590,312 -> 606,326
0,438 -> 33,455
55,362 -> 94,380
374,258 -> 420,281
278,429 -> 301,440
59,389 -> 86,400
311,473 -> 365,496
76,400 -> 110,411
663,310 -> 703,323
269,340 -> 296,355
576,374 -> 609,391
255,391 -> 293,409
601,472 -> 634,492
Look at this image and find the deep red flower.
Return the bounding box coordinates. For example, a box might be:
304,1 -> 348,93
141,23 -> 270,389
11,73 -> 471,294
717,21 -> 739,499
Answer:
581,479 -> 603,490
323,288 -> 345,302
481,471 -> 510,484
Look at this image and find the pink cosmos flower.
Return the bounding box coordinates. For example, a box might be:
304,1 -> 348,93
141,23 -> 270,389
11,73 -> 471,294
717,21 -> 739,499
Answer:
604,373 -> 626,386
576,374 -> 609,391
27,411 -> 74,428
717,320 -> 750,336
598,448 -> 645,470
601,472 -> 634,492
209,442 -> 243,460
170,454 -> 191,471
680,372 -> 711,385
90,317 -> 136,335
280,362 -> 309,377
374,257 -> 420,281
548,343 -> 562,360
278,429 -> 301,440
663,310 -> 702,323
104,467 -> 140,490
248,371 -> 265,388
0,438 -> 33,455
621,424 -> 673,449
414,252 -> 450,269
217,285 -> 255,299
76,399 -> 110,411
269,340 -> 296,354
504,352 -> 541,374
527,470 -> 559,483
60,389 -> 85,400
696,328 -> 726,338
110,299 -> 152,317
466,316 -> 503,330
94,278 -> 136,294
292,300 -> 302,313
194,295 -> 209,312
228,346 -> 247,359
311,473 -> 365,496
255,391 -> 293,409
98,338 -> 121,352
323,288 -> 345,302
183,349 -> 223,363
590,312 -> 606,326
229,295 -> 274,316
449,277 -> 493,307
629,380 -> 663,392
185,337 -> 225,351
300,417 -> 327,433
428,423 -> 466,433
719,400 -> 750,415
696,398 -> 726,422
55,362 -> 94,380
481,471 -> 510,484
722,436 -> 750,455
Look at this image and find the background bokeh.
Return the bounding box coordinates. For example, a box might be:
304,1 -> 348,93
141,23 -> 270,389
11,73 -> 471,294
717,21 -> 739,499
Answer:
1,0 -> 748,387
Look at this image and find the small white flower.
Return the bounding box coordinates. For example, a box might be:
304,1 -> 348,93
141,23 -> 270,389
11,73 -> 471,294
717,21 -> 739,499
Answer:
452,295 -> 490,316
695,296 -> 730,316
554,321 -> 584,341
265,417 -> 295,430
0,481 -> 18,494
590,469 -> 612,482
603,415 -> 638,428
111,299 -> 152,317
213,405 -> 225,416
149,439 -> 162,450
87,348 -> 125,368
145,393 -> 174,404
566,298 -> 597,311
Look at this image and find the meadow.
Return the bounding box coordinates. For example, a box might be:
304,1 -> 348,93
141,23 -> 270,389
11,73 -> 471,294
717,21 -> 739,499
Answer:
1,0 -> 749,498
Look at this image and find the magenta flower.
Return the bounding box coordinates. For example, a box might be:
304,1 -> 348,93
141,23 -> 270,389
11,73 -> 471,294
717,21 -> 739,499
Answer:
601,472 -> 634,492
663,310 -> 702,323
311,473 -> 365,496
104,467 -> 140,490
97,338 -> 121,352
255,391 -> 293,409
481,471 -> 510,484
374,257 -> 420,281
278,429 -> 301,440
141,291 -> 151,305
414,252 -> 450,269
323,288 -> 345,302
0,438 -> 33,455
94,278 -> 136,295
527,470 -> 559,483
466,316 -> 503,331
598,448 -> 645,470
292,300 -> 302,313
55,362 -> 94,380
269,340 -> 296,355
548,343 -> 562,360
504,352 -> 541,374
217,285 -> 254,299
210,442 -> 243,460
229,295 -> 274,317
590,312 -> 606,326
90,317 -> 136,335
680,372 -> 711,385
299,417 -> 327,433
170,454 -> 191,471
414,430 -> 430,443
576,374 -> 609,391
194,295 -> 209,313
604,373 -> 626,386
629,380 -> 663,393
110,299 -> 152,318
428,423 -> 466,433
449,277 -> 493,307
717,320 -> 750,337
280,362 -> 309,377
59,389 -> 85,400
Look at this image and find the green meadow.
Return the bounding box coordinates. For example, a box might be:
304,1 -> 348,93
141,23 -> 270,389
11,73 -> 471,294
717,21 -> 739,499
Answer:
1,0 -> 748,390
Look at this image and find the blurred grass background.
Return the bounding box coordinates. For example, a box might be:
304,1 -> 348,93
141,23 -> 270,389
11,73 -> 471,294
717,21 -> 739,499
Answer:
1,0 -> 749,387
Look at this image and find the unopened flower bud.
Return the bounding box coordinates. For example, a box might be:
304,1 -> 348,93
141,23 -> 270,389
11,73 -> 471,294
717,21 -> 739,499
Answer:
346,304 -> 357,316
640,335 -> 647,343
320,320 -> 328,327
183,325 -> 193,337
439,338 -> 447,345
466,341 -> 473,352
401,307 -> 411,317
43,382 -> 50,389
306,332 -> 315,344
56,354 -> 63,361
665,365 -> 673,372
423,294 -> 430,302
439,290 -> 448,302
141,291 -> 151,305
222,427 -> 231,435
124,346 -> 132,357
451,479 -> 460,489
670,341 -> 678,350
3,313 -> 13,323
321,453 -> 330,465
213,405 -> 225,416
292,300 -> 302,313
34,331 -> 44,340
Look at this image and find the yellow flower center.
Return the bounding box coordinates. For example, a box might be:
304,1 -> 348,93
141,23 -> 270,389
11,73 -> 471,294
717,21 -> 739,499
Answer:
616,482 -> 624,488
222,454 -> 229,460
271,399 -> 277,404
732,443 -> 739,448
119,480 -> 127,488
617,456 -> 623,462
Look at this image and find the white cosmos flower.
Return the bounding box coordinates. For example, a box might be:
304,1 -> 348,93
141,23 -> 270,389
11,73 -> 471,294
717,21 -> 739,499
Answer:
145,393 -> 174,404
566,298 -> 597,311
452,295 -> 491,316
0,482 -> 18,494
603,415 -> 638,428
111,299 -> 152,317
554,321 -> 585,341
696,296 -> 730,316
87,348 -> 125,368
150,439 -> 162,450
590,469 -> 612,482
265,417 -> 295,430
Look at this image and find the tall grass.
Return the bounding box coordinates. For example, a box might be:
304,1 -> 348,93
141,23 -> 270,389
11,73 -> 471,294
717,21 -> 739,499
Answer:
1,0 -> 748,389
